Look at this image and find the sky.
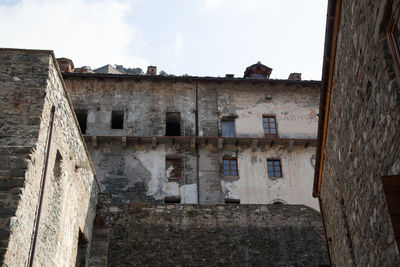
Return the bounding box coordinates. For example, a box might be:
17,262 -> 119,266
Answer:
0,0 -> 327,80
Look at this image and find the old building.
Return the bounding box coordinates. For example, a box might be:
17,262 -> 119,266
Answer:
0,47 -> 330,265
0,49 -> 99,266
62,61 -> 321,210
314,0 -> 400,265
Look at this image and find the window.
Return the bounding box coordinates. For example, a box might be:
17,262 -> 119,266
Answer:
382,175 -> 400,249
225,199 -> 240,204
221,120 -> 235,137
166,157 -> 181,179
263,116 -> 277,137
387,15 -> 400,103
53,150 -> 62,179
111,110 -> 124,129
75,229 -> 88,267
166,112 -> 181,136
164,196 -> 181,203
267,159 -> 282,178
223,158 -> 238,176
75,110 -> 87,134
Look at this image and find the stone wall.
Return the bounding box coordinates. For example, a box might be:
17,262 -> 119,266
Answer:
89,194 -> 329,266
0,49 -> 99,266
320,0 -> 400,265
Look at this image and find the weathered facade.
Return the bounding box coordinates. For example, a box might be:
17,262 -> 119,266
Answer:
0,49 -> 99,266
0,47 -> 328,266
314,0 -> 400,266
63,66 -> 320,209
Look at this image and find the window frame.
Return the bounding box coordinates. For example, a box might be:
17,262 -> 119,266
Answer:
382,175 -> 400,250
267,159 -> 282,178
263,115 -> 278,138
388,14 -> 400,82
387,14 -> 400,104
223,158 -> 238,176
221,119 -> 236,137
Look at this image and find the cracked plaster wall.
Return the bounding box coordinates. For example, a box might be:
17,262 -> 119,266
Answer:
65,77 -> 319,207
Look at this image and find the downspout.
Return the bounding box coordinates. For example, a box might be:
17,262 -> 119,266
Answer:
318,198 -> 333,266
27,106 -> 56,267
195,80 -> 200,204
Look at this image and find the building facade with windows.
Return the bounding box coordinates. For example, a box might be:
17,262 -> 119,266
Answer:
62,62 -> 320,209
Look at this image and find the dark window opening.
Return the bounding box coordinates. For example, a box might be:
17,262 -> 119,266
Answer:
53,150 -> 62,180
166,112 -> 181,136
75,110 -> 87,134
263,116 -> 277,137
225,199 -> 240,204
273,201 -> 284,205
382,175 -> 400,249
223,158 -> 238,176
267,159 -> 282,178
221,120 -> 235,137
165,196 -> 181,203
75,229 -> 88,267
166,157 -> 181,179
111,110 -> 124,129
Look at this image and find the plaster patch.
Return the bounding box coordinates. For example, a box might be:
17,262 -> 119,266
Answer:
224,181 -> 240,200
180,184 -> 198,203
163,182 -> 179,196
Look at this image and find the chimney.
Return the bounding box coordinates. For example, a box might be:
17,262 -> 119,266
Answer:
288,73 -> 301,80
225,74 -> 234,78
147,66 -> 157,76
57,58 -> 74,72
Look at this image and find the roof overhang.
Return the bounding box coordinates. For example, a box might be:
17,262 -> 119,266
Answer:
312,0 -> 342,198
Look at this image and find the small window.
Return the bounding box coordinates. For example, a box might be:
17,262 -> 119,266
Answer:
166,112 -> 181,136
75,229 -> 88,267
387,15 -> 400,103
382,175 -> 400,249
53,150 -> 62,179
225,199 -> 240,204
165,196 -> 181,203
75,110 -> 87,134
223,158 -> 238,176
267,159 -> 282,178
221,120 -> 235,137
166,157 -> 181,179
263,116 -> 277,137
111,110 -> 124,129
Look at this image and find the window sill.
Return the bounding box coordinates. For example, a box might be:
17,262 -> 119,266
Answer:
268,176 -> 283,180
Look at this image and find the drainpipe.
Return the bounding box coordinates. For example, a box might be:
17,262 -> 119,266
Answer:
27,106 -> 55,267
318,197 -> 333,266
195,81 -> 200,204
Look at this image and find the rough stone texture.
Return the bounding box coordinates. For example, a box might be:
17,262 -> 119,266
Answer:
0,49 -> 99,266
90,193 -> 329,267
320,0 -> 400,266
64,75 -> 320,208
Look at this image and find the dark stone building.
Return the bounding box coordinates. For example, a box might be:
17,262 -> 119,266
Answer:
314,0 -> 400,265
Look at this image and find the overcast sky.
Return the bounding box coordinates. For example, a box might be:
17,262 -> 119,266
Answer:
0,0 -> 327,80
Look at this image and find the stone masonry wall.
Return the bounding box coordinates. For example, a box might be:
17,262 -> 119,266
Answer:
320,0 -> 400,266
90,194 -> 329,266
0,49 -> 99,266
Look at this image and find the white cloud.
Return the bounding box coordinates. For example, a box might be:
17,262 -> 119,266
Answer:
172,33 -> 184,56
201,0 -> 226,10
0,0 -> 148,69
